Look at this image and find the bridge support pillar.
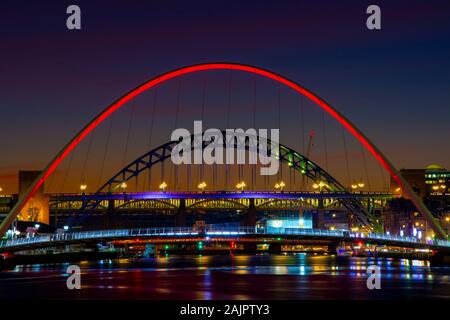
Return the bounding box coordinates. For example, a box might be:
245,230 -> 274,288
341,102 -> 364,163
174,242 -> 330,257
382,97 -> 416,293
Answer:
313,210 -> 321,229
244,198 -> 257,227
242,243 -> 257,253
269,243 -> 282,254
105,199 -> 115,228
430,251 -> 450,266
175,199 -> 187,227
327,243 -> 339,254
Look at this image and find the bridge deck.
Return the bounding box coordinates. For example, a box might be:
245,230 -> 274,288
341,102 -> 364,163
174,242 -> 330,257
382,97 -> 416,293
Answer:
1,227 -> 449,253
50,191 -> 396,201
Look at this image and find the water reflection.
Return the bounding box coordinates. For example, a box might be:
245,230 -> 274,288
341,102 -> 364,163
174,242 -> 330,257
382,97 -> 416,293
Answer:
1,255 -> 449,300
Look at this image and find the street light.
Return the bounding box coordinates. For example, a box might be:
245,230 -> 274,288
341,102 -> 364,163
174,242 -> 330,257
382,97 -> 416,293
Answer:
80,184 -> 87,191
313,181 -> 327,192
198,181 -> 207,192
159,182 -> 167,192
351,182 -> 364,192
274,181 -> 285,192
121,182 -> 127,190
236,181 -> 246,192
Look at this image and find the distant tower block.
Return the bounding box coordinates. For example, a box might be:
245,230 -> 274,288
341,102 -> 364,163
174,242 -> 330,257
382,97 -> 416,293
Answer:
18,171 -> 49,224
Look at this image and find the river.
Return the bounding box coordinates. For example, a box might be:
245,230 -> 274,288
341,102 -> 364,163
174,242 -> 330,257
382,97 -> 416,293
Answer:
0,254 -> 449,299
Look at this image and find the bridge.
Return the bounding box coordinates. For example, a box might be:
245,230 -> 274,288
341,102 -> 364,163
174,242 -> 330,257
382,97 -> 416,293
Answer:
1,226 -> 449,254
1,62 -> 448,264
49,191 -> 394,211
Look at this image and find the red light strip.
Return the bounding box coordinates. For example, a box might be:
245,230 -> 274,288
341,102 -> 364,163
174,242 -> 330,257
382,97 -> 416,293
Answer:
0,63 -> 444,238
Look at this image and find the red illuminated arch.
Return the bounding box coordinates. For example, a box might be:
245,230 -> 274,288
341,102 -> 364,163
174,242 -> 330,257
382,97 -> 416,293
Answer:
0,63 -> 446,238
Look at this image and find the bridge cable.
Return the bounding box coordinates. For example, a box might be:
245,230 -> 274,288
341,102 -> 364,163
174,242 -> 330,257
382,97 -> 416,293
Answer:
121,101 -> 136,174
252,75 -> 257,191
80,128 -> 95,191
277,83 -> 282,186
360,142 -> 371,191
97,115 -> 114,191
322,110 -> 329,172
341,127 -> 352,188
225,71 -> 233,190
200,75 -> 207,188
377,157 -> 387,192
173,79 -> 182,191
299,95 -> 307,190
147,88 -> 158,191
60,147 -> 75,192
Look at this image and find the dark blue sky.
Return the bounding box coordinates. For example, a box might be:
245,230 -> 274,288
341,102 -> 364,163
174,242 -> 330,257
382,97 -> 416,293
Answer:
0,0 -> 449,193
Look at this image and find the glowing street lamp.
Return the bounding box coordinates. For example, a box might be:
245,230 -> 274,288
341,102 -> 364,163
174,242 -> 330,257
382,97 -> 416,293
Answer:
274,181 -> 286,192
159,182 -> 167,192
236,181 -> 246,192
351,182 -> 364,192
198,181 -> 207,192
313,181 -> 327,192
80,184 -> 87,192
120,182 -> 127,190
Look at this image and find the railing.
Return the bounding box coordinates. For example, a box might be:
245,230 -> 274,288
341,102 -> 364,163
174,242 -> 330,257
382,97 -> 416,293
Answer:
1,226 -> 450,249
49,191 -> 396,201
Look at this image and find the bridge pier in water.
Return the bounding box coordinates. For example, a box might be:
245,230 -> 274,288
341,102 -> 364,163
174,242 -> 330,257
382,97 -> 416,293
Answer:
243,198 -> 257,227
430,250 -> 450,266
105,199 -> 115,229
175,199 -> 187,227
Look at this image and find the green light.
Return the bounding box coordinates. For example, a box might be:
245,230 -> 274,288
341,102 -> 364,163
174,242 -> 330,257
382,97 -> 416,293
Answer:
276,237 -> 281,241
165,245 -> 169,250
198,241 -> 203,250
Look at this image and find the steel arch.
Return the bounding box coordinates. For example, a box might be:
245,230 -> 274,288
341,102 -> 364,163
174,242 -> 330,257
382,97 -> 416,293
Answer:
0,63 -> 445,238
86,132 -> 376,229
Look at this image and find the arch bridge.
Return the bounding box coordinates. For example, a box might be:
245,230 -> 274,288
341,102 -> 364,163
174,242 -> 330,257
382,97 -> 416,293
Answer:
0,63 -> 445,239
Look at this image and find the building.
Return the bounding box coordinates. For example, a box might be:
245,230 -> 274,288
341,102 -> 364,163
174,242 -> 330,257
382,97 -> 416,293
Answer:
17,171 -> 49,224
387,164 -> 450,238
390,164 -> 450,199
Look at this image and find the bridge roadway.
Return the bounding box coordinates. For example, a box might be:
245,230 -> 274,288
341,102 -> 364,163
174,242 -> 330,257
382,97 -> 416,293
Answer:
1,227 -> 449,253
51,191 -> 396,201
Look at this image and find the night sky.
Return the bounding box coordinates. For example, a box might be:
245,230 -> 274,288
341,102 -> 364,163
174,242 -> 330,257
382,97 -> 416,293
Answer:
0,0 -> 449,193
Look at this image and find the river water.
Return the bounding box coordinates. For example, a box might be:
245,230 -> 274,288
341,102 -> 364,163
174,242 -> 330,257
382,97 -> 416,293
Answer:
0,254 -> 449,299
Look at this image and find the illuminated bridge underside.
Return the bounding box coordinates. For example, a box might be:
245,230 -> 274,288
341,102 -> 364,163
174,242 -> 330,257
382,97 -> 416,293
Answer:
1,227 -> 449,254
51,191 -> 392,212
84,134 -> 379,229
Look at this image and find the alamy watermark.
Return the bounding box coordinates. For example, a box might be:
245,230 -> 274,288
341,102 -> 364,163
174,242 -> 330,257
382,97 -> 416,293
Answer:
66,264 -> 81,290
170,121 -> 280,176
366,265 -> 381,289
